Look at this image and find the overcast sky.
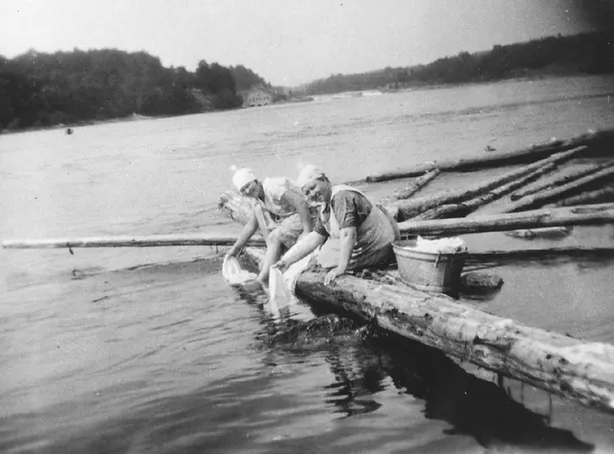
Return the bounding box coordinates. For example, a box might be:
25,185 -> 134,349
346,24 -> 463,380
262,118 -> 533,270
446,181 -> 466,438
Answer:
0,0 -> 600,86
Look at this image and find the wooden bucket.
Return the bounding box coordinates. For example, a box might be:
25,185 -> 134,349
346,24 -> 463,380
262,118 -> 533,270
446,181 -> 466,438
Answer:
392,240 -> 467,295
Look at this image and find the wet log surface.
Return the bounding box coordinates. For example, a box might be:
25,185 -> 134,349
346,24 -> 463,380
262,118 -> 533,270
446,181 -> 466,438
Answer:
219,191 -> 614,414
397,203 -> 614,236
412,163 -> 559,221
556,187 -> 614,207
510,160 -> 614,201
501,163 -> 614,213
379,169 -> 441,203
387,146 -> 588,220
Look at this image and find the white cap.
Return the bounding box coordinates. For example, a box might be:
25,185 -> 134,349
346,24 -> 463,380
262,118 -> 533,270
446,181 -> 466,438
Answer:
232,168 -> 256,191
297,164 -> 324,188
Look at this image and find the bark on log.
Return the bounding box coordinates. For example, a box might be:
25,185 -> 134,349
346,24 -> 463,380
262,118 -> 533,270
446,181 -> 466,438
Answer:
501,163 -> 614,213
459,272 -> 504,292
414,163 -> 559,221
510,161 -> 614,201
463,163 -> 558,213
380,169 -> 441,203
366,130 -> 609,182
556,187 -> 614,207
504,226 -> 572,240
397,203 -> 614,236
412,204 -> 470,221
220,193 -> 614,415
1,233 -> 265,249
388,146 -> 588,220
464,245 -> 614,263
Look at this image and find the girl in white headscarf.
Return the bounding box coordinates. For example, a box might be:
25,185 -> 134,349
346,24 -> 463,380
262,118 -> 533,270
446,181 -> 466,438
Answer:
227,167 -> 315,285
274,165 -> 399,285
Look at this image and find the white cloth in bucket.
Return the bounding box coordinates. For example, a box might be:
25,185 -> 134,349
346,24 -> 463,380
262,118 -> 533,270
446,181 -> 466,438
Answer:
222,255 -> 257,285
413,236 -> 468,254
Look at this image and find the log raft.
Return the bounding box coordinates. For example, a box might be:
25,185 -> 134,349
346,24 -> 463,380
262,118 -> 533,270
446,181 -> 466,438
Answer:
501,163 -> 614,213
387,146 -> 589,220
219,191 -> 614,415
397,203 -> 614,236
366,128 -> 614,182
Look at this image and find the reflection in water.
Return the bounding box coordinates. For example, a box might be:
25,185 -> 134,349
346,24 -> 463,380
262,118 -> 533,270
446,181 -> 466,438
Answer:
368,334 -> 594,451
266,310 -> 595,451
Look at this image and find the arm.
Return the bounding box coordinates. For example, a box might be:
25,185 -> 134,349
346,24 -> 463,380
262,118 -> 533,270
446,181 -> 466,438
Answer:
227,210 -> 258,257
275,231 -> 326,270
325,226 -> 356,285
281,190 -> 312,235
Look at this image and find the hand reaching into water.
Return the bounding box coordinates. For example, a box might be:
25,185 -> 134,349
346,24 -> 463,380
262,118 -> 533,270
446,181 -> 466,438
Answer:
273,259 -> 289,273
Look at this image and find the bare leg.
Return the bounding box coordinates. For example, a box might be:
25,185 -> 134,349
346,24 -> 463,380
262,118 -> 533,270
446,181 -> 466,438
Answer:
257,231 -> 283,285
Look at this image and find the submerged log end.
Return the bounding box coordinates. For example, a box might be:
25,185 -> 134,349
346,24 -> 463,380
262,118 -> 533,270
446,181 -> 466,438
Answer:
460,272 -> 504,293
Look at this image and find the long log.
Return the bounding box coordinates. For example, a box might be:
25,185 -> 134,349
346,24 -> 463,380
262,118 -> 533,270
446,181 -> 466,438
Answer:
380,169 -> 441,203
464,245 -> 614,263
556,187 -> 614,207
219,193 -> 614,414
501,164 -> 614,213
397,203 -> 614,236
413,204 -> 469,221
366,129 -> 610,182
413,162 -> 558,220
1,233 -> 265,249
510,160 -> 614,200
388,146 -> 588,220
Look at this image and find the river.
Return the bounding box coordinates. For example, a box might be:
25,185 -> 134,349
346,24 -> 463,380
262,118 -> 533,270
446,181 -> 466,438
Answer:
1,75 -> 614,453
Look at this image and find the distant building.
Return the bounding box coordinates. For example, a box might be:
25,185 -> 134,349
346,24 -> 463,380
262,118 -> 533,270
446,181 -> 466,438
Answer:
242,89 -> 274,107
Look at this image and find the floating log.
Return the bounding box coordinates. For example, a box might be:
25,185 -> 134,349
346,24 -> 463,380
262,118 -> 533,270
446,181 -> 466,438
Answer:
504,226 -> 572,240
463,163 -> 558,212
219,192 -> 614,414
510,161 -> 614,201
459,272 -> 504,292
1,233 -> 265,249
501,164 -> 614,213
413,204 -> 469,221
380,169 -> 441,203
397,203 -> 614,236
388,146 -> 588,220
556,187 -> 614,207
465,245 -> 614,263
366,129 -> 610,182
413,162 -> 559,221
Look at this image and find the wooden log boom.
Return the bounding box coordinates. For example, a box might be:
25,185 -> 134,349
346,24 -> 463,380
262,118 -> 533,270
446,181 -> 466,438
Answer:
387,146 -> 588,220
220,192 -> 614,414
510,160 -> 614,201
366,129 -> 611,182
501,163 -> 614,213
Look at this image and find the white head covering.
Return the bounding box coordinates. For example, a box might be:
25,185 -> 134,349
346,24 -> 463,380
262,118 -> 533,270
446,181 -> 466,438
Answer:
297,164 -> 325,188
232,168 -> 257,191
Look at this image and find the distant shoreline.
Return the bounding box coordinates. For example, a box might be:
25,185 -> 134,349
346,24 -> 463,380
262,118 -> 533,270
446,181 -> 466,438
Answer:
1,73 -> 607,136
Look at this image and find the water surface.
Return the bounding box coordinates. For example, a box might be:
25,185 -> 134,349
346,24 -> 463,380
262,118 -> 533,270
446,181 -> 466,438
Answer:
1,75 -> 614,453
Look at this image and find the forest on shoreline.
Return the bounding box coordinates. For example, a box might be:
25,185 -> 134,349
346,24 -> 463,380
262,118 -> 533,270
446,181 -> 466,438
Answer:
302,31 -> 614,95
1,30 -> 612,132
0,50 -> 270,132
